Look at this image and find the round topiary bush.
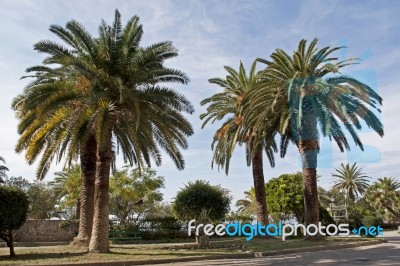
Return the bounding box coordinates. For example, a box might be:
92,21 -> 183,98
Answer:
0,186 -> 29,257
172,180 -> 230,222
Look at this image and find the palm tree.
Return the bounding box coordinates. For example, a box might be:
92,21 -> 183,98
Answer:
13,10 -> 193,252
331,163 -> 370,202
13,66 -> 98,245
246,39 -> 383,230
0,157 -> 9,184
366,178 -> 400,221
201,60 -> 277,225
377,177 -> 400,191
50,164 -> 82,219
235,187 -> 257,216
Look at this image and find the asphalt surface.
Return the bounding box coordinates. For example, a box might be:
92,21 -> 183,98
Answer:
156,231 -> 400,266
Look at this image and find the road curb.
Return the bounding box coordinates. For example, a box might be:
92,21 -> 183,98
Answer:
254,239 -> 386,258
26,239 -> 386,266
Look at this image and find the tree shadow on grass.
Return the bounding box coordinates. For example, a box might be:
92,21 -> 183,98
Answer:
108,250 -> 232,257
246,241 -> 400,266
0,251 -> 86,262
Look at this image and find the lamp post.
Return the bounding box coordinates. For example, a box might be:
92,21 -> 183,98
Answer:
330,197 -> 335,219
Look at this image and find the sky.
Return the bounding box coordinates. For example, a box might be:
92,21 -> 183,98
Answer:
1,0 -> 400,208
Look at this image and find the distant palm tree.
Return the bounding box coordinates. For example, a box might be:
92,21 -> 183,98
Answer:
50,164 -> 82,219
201,60 -> 278,225
377,177 -> 400,191
331,163 -> 370,202
235,187 -> 257,216
246,39 -> 383,229
366,178 -> 400,221
0,156 -> 9,184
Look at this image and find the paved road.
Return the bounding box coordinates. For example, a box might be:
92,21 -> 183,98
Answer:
156,231 -> 400,266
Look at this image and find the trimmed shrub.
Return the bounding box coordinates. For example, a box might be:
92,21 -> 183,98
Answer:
172,180 -> 231,222
0,186 -> 29,257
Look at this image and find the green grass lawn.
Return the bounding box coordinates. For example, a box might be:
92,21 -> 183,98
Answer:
0,237 -> 382,265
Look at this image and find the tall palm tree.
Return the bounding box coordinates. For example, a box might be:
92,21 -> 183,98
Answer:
50,164 -> 82,219
331,163 -> 370,202
366,178 -> 400,221
201,60 -> 277,225
13,10 -> 193,252
246,39 -> 383,230
0,157 -> 9,184
13,67 -> 98,245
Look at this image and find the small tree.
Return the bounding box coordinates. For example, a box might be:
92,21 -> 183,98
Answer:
265,172 -> 304,223
109,168 -> 165,226
4,176 -> 31,192
50,165 -> 82,219
265,172 -> 334,226
0,186 -> 29,257
26,180 -> 58,219
173,180 -> 230,248
5,177 -> 58,219
172,180 -> 231,222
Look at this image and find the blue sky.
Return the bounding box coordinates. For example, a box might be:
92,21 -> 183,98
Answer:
1,0 -> 399,207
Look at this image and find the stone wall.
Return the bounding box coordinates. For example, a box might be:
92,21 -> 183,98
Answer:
14,220 -> 78,242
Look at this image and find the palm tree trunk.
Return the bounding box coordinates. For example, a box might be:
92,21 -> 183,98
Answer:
76,198 -> 81,220
75,134 -> 97,246
251,147 -> 269,226
89,135 -> 112,253
295,99 -> 321,239
297,139 -> 319,228
348,189 -> 355,203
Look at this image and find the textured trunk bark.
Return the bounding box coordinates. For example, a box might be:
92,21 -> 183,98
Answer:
252,147 -> 269,226
297,139 -> 319,228
348,189 -> 355,203
76,198 -> 81,220
293,96 -> 320,239
7,230 -> 15,257
89,135 -> 112,253
75,134 -> 97,246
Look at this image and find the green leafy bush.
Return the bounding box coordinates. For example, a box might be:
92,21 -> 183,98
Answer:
172,180 -> 231,222
143,216 -> 182,231
319,206 -> 335,225
347,203 -> 384,237
0,186 -> 29,257
265,172 -> 304,223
